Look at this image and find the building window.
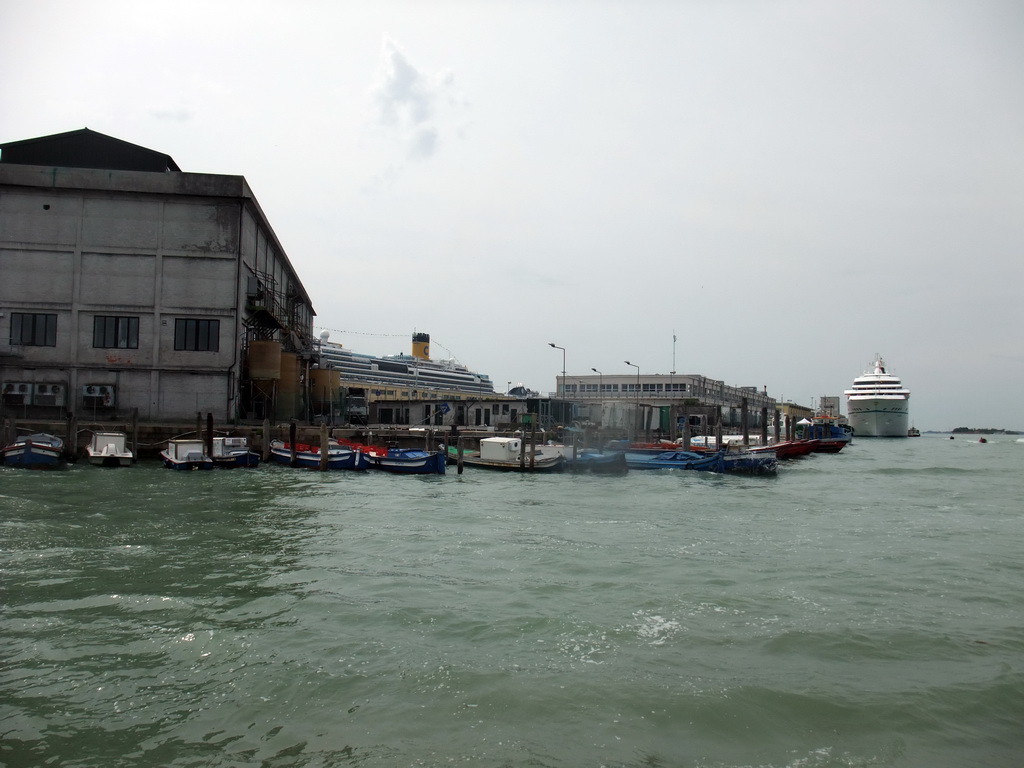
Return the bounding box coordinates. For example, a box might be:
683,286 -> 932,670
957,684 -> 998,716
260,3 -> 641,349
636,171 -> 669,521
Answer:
93,316 -> 139,349
10,313 -> 57,346
174,318 -> 220,351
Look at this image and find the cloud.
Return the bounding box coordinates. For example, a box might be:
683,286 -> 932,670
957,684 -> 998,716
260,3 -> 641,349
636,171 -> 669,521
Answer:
370,37 -> 461,160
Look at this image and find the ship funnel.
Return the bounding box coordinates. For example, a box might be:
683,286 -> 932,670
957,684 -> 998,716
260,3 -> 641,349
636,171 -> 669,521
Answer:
412,332 -> 430,361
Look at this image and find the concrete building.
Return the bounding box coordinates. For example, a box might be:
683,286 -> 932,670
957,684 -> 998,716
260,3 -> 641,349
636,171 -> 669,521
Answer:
0,128 -> 315,422
557,371 -> 778,435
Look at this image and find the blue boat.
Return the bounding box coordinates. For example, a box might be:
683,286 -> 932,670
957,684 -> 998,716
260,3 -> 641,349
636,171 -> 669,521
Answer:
721,447 -> 777,474
624,449 -> 726,472
160,439 -> 214,470
210,436 -> 260,468
365,448 -> 446,475
269,439 -> 369,470
566,449 -> 628,474
2,432 -> 66,469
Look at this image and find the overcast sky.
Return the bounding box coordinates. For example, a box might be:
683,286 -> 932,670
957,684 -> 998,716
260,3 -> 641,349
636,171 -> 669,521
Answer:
3,1 -> 1022,431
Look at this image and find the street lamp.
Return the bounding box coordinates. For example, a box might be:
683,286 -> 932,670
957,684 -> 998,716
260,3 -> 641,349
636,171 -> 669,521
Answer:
591,368 -> 602,400
624,360 -> 640,438
548,343 -> 566,396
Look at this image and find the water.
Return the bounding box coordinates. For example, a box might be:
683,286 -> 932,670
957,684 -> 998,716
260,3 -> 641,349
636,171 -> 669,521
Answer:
2,435 -> 1022,768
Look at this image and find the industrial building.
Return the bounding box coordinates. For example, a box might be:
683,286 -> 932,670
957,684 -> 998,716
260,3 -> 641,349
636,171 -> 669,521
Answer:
0,128 -> 315,422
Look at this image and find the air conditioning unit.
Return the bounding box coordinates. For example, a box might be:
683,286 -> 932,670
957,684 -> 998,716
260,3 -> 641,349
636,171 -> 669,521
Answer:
33,383 -> 66,407
2,382 -> 33,406
82,384 -> 116,409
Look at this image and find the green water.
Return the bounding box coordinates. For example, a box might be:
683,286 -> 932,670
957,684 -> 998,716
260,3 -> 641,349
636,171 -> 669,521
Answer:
2,435 -> 1022,767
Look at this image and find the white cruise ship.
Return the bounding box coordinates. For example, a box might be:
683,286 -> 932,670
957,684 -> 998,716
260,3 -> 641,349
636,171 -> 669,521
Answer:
315,331 -> 495,396
843,356 -> 910,437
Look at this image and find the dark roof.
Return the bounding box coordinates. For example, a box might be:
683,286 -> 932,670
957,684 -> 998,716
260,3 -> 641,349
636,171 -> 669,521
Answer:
0,128 -> 181,172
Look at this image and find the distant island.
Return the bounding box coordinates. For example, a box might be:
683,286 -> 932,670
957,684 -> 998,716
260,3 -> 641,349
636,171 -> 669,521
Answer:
950,427 -> 1022,435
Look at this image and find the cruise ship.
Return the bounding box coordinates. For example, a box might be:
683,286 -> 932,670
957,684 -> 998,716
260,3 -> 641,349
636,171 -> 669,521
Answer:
315,331 -> 495,396
843,356 -> 910,437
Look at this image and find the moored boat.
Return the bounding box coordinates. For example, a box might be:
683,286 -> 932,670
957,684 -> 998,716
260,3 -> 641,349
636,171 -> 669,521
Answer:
749,440 -> 816,460
160,439 -> 214,470
269,439 -> 369,470
210,436 -> 260,468
460,437 -> 564,472
566,449 -> 628,474
2,432 -> 66,469
624,449 -> 726,472
365,447 -> 446,475
85,431 -> 134,467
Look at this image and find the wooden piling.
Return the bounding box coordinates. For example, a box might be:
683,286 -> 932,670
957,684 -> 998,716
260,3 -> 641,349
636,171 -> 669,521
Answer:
206,412 -> 214,456
774,409 -> 781,444
681,410 -> 691,450
262,417 -> 272,462
741,397 -> 749,446
131,408 -> 139,463
319,422 -> 329,470
457,436 -> 464,474
289,421 -> 298,467
530,414 -> 537,470
761,407 -> 769,446
65,411 -> 77,460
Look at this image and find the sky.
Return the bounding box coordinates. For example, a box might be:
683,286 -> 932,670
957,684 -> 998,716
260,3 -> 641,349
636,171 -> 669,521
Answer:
2,0 -> 1022,431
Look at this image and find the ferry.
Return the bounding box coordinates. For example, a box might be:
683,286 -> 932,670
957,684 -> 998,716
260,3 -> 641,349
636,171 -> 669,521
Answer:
844,355 -> 911,437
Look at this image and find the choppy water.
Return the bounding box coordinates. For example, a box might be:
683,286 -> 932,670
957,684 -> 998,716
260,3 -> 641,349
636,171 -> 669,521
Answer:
2,435 -> 1022,768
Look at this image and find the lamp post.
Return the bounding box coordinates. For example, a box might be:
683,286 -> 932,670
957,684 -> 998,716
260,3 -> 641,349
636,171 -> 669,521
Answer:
548,343 -> 566,396
624,360 -> 640,439
591,368 -> 602,400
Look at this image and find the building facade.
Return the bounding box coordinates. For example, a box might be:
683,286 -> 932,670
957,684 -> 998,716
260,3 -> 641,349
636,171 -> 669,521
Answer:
0,129 -> 314,422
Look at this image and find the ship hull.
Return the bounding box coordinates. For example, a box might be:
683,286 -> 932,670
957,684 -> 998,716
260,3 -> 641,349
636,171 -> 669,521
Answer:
847,399 -> 909,437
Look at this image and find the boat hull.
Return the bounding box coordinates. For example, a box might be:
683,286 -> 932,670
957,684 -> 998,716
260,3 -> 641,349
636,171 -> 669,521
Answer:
269,440 -> 368,470
566,450 -> 628,474
847,400 -> 909,437
212,451 -> 261,468
86,452 -> 134,467
160,452 -> 214,470
366,450 -> 446,475
624,450 -> 726,472
3,434 -> 66,469
460,454 -> 564,472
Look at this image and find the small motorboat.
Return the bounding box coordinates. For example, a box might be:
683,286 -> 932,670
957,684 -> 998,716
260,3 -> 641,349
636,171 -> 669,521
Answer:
566,449 -> 628,474
2,432 -> 66,469
160,439 -> 214,470
85,431 -> 134,467
210,436 -> 260,468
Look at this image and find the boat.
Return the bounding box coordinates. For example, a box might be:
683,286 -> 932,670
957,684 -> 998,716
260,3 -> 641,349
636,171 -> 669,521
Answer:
624,449 -> 727,472
365,447 -> 446,475
268,439 -> 369,470
844,355 -> 911,437
210,436 -> 260,468
459,437 -> 564,472
566,449 -> 628,474
85,431 -> 134,467
160,439 -> 214,470
2,432 -> 66,469
907,426 -> 921,437
797,414 -> 852,453
749,440 -> 817,460
720,446 -> 778,474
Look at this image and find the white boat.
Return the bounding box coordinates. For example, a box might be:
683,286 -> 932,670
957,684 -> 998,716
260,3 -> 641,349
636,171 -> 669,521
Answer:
85,431 -> 134,466
843,355 -> 910,437
160,439 -> 214,470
